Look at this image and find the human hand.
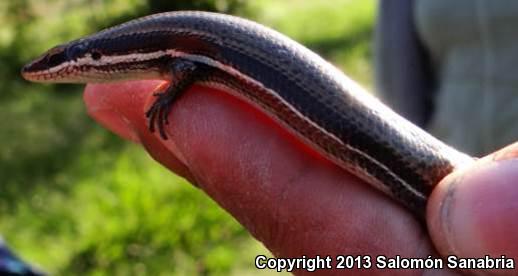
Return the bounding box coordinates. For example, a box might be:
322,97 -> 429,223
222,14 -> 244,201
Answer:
84,80 -> 518,275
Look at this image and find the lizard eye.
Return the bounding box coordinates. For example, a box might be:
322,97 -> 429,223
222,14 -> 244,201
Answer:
91,50 -> 102,60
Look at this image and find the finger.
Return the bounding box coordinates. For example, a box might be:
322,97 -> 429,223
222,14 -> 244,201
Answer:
84,81 -> 195,182
85,81 -> 441,275
84,80 -> 161,142
428,143 -> 518,275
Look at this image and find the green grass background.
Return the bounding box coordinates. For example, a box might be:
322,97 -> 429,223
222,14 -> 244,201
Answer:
0,0 -> 375,274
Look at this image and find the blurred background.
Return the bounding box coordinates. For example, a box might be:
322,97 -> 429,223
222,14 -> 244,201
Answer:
0,0 -> 375,274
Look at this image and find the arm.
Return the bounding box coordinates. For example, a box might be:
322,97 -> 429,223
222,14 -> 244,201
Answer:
374,0 -> 436,127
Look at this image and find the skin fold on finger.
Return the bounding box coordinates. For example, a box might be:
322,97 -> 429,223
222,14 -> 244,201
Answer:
85,81 -> 449,275
428,143 -> 518,275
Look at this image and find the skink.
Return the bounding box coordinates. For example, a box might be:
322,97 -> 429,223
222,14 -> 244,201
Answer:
21,11 -> 474,219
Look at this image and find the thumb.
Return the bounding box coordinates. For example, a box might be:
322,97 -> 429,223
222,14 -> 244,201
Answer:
428,143 -> 518,274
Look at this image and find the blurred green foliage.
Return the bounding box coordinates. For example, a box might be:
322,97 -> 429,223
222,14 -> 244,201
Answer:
0,0 -> 375,275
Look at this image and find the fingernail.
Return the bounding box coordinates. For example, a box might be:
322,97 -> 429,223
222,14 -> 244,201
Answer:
435,159 -> 518,258
91,108 -> 141,143
83,87 -> 141,142
491,142 -> 518,162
